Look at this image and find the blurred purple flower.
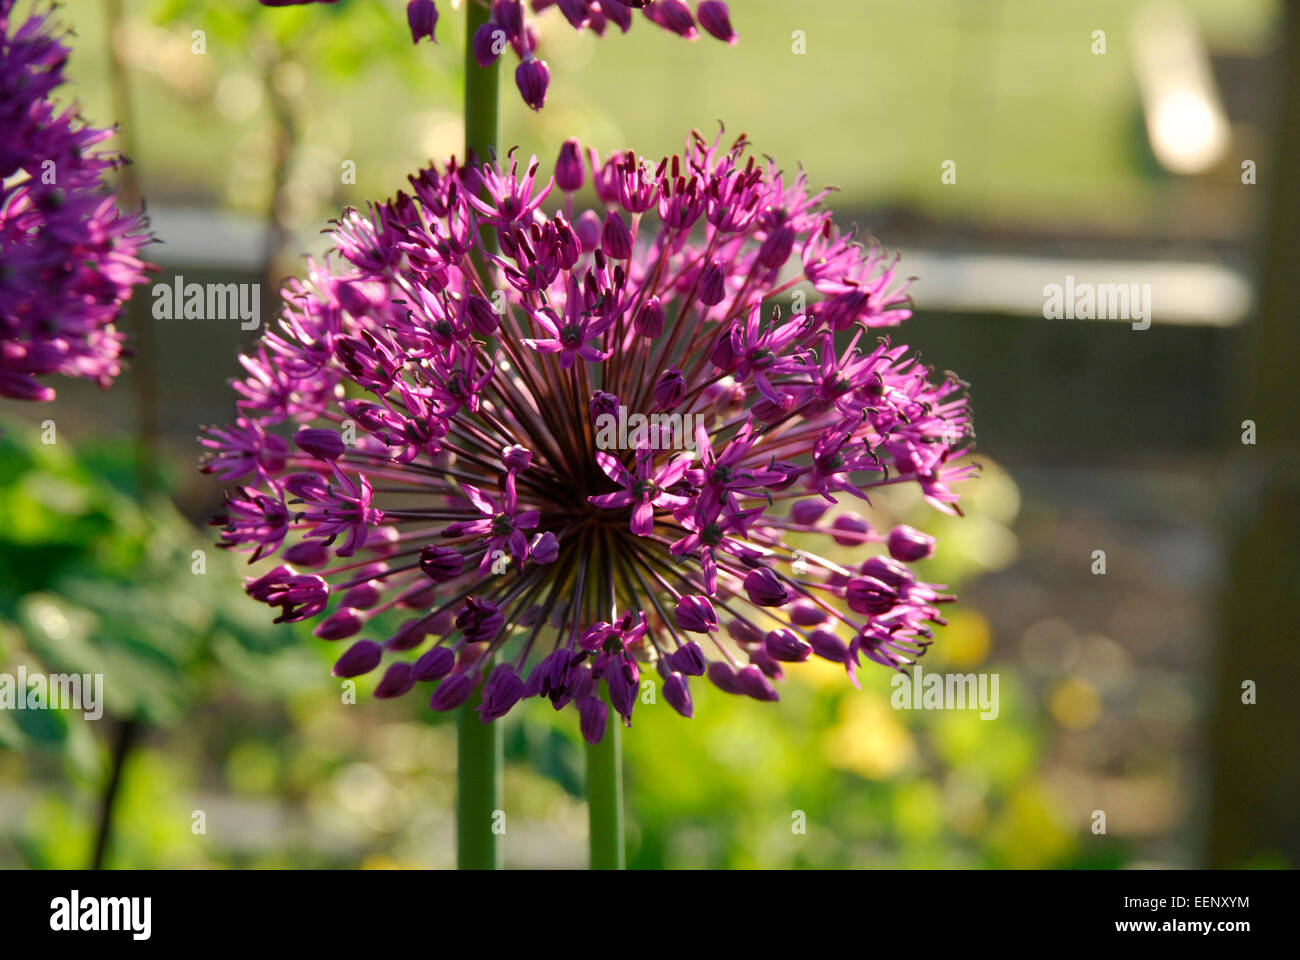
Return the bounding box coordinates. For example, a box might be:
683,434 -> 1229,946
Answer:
0,0 -> 153,402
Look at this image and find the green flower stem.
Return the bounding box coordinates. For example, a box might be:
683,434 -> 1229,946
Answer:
586,698 -> 626,869
464,0 -> 499,252
457,678 -> 503,869
456,2 -> 503,872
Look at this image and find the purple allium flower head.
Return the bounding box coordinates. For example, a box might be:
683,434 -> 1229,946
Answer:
0,0 -> 153,402
208,131 -> 974,743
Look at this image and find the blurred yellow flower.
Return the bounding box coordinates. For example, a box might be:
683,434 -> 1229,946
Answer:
823,693 -> 915,779
987,782 -> 1075,868
1049,676 -> 1102,731
934,609 -> 992,668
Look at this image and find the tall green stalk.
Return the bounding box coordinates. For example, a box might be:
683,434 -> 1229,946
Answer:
586,698 -> 625,869
456,1 -> 503,871
464,0 -> 499,216
457,679 -> 502,869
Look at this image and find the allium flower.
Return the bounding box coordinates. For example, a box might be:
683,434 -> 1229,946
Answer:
0,0 -> 153,401
259,0 -> 737,111
206,130 -> 976,744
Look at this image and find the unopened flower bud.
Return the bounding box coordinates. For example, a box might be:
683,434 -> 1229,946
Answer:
846,576 -> 897,616
698,2 -> 736,44
515,58 -> 550,111
831,513 -> 871,546
809,629 -> 849,663
315,607 -> 363,641
332,639 -> 383,678
765,628 -> 812,663
634,296 -> 665,338
294,428 -> 344,461
374,662 -> 416,698
429,671 -> 474,711
736,664 -> 779,701
412,645 -> 456,681
699,259 -> 726,306
555,138 -> 585,192
669,640 -> 707,676
743,566 -> 790,607
653,368 -> 686,408
674,595 -> 717,634
579,695 -> 608,744
887,524 -> 936,562
420,544 -> 464,582
502,444 -> 533,472
406,0 -> 438,45
602,210 -> 634,259
473,21 -> 505,66
662,672 -> 693,717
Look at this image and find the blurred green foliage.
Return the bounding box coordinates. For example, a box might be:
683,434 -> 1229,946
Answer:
48,0 -> 1277,239
0,418 -> 305,739
0,414 -> 1131,868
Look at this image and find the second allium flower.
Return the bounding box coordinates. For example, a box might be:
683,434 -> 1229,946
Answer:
206,131 -> 975,743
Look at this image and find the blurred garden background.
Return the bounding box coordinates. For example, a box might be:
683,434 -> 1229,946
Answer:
1,0 -> 1296,869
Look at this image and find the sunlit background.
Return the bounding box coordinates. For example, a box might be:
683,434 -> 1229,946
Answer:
1,0 -> 1294,869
